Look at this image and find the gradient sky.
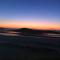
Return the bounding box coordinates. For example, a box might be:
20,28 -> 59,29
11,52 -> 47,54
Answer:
0,0 -> 60,30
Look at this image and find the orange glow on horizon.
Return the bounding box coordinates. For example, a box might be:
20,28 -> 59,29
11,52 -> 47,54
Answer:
0,20 -> 60,30
0,22 -> 60,30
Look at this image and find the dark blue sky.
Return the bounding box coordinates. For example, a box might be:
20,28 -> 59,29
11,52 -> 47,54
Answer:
0,0 -> 60,29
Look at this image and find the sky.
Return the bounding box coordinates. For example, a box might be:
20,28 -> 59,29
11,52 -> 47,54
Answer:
0,0 -> 60,30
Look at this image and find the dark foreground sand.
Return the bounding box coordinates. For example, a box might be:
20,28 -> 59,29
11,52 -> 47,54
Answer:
0,35 -> 60,60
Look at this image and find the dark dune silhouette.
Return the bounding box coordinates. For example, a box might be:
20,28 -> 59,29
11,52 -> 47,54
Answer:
16,28 -> 45,36
15,28 -> 60,36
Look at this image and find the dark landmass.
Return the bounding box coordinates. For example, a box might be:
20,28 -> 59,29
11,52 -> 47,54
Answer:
15,28 -> 60,37
0,28 -> 60,60
16,28 -> 60,34
0,27 -> 60,35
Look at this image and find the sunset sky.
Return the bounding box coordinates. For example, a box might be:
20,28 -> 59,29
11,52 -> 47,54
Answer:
0,0 -> 60,30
